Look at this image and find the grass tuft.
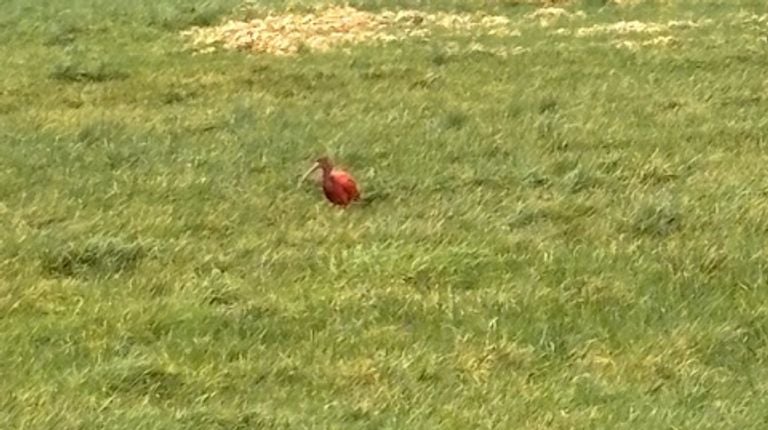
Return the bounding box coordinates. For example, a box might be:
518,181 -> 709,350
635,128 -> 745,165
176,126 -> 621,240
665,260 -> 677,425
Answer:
43,24 -> 80,47
49,58 -> 128,83
41,237 -> 147,278
630,200 -> 682,237
441,110 -> 468,130
103,363 -> 184,399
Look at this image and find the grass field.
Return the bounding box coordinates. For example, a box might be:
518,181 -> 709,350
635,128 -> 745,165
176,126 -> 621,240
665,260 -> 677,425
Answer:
2,0 -> 768,428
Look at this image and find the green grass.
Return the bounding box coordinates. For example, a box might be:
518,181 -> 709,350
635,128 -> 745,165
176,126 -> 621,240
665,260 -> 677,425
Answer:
2,0 -> 768,428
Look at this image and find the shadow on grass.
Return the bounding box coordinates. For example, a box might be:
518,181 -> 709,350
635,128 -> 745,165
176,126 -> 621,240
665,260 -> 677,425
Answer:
41,237 -> 147,278
49,59 -> 128,83
630,202 -> 682,237
103,363 -> 184,399
149,3 -> 233,31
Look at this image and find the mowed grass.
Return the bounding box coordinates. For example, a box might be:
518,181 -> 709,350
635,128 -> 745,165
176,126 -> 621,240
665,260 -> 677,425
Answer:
2,0 -> 768,428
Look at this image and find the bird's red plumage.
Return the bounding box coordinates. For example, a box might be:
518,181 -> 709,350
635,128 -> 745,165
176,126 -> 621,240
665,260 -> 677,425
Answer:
301,156 -> 360,207
323,169 -> 360,206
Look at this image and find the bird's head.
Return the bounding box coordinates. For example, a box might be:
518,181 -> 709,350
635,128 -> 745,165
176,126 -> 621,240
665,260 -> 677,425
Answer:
315,156 -> 333,171
298,156 -> 334,186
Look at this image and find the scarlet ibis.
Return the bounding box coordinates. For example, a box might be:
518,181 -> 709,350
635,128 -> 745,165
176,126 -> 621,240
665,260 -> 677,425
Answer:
299,156 -> 360,207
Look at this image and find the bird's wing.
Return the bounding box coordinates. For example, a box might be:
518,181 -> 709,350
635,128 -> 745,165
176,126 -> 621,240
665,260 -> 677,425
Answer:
331,171 -> 360,201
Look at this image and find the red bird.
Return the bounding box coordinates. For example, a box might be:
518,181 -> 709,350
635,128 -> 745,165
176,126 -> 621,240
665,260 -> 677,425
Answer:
300,156 -> 360,207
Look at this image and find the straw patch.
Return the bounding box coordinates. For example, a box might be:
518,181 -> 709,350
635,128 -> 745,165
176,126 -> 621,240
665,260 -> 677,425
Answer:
181,6 -> 514,56
551,18 -> 712,50
526,7 -> 585,27
608,0 -> 675,5
574,19 -> 706,37
614,35 -> 680,51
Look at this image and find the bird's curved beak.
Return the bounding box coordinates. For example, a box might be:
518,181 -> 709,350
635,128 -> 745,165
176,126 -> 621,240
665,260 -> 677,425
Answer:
298,162 -> 321,187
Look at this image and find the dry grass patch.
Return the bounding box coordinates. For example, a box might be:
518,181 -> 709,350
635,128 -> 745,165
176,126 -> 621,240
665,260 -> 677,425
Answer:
549,18 -> 711,50
182,5 -> 514,56
614,35 -> 680,50
574,19 -> 707,37
524,0 -> 574,5
526,7 -> 585,27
